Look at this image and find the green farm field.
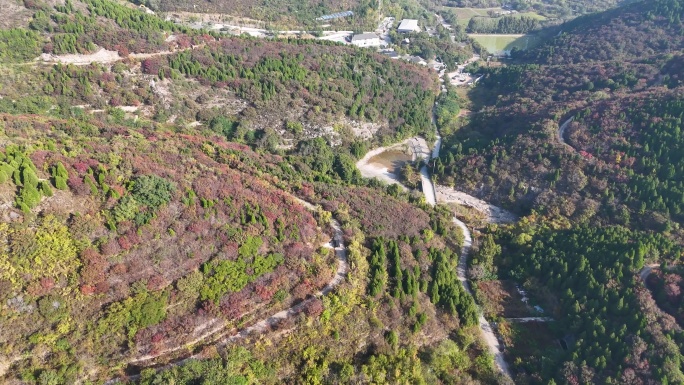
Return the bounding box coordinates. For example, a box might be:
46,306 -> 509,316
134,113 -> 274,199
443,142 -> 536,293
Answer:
469,33 -> 541,55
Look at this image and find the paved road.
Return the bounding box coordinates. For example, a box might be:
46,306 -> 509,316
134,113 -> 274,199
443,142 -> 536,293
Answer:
420,165 -> 436,205
432,135 -> 442,159
426,99 -> 513,378
639,263 -> 660,283
353,71 -> 513,378
356,137 -> 513,379
424,162 -> 512,379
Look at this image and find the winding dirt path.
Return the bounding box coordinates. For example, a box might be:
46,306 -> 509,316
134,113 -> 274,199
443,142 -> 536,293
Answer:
436,185 -> 517,224
104,198 -> 347,383
558,116 -> 574,147
37,43 -> 206,66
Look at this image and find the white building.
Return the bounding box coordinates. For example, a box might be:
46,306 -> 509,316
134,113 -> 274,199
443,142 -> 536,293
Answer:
397,19 -> 420,33
351,33 -> 383,48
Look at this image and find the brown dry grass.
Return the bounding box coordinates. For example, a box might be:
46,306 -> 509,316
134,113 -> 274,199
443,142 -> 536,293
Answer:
476,280 -> 532,318
502,320 -> 559,359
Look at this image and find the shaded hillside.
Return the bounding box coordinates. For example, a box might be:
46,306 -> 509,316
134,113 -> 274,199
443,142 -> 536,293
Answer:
476,220 -> 684,384
530,0 -> 684,64
647,268 -> 684,327
432,0 -> 684,383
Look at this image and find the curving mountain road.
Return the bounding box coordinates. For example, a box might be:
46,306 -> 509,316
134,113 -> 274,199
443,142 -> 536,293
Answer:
428,94 -> 513,378
451,216 -> 510,376
639,263 -> 661,284
428,166 -> 512,379
355,87 -> 514,379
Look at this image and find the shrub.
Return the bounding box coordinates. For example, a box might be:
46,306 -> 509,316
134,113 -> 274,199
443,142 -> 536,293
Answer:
38,181 -> 53,197
131,175 -> 175,209
51,162 -> 69,190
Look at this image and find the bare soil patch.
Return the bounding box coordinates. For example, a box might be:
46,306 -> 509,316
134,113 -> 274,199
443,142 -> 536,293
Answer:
367,148 -> 412,174
476,280 -> 532,318
0,0 -> 32,29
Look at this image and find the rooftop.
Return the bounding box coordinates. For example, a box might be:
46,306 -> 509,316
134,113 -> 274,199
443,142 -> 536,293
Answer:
352,33 -> 380,41
316,11 -> 354,21
398,19 -> 419,31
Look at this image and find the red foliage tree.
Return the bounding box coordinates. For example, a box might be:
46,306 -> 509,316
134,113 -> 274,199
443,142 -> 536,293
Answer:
80,284 -> 96,296
304,298 -> 324,318
255,283 -> 275,301
147,274 -> 166,291
141,58 -> 162,75
117,235 -> 132,251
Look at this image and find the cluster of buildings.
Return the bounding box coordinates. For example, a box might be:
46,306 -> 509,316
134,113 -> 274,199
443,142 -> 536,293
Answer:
379,49 -> 447,74
350,18 -> 421,48
348,18 -> 449,72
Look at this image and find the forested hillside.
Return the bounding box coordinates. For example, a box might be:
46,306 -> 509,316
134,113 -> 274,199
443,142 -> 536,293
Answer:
0,0 -> 499,383
433,0 -> 684,383
1,0 -> 440,154
472,221 -> 684,384
0,109 -> 334,382
435,0 -> 684,230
